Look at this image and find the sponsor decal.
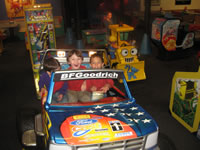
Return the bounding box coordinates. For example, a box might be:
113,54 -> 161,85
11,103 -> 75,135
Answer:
109,121 -> 123,131
95,128 -> 108,132
70,119 -> 97,126
85,132 -> 110,138
72,122 -> 102,131
115,132 -> 133,137
103,138 -> 110,141
60,72 -> 118,80
73,129 -> 91,137
73,115 -> 91,120
60,114 -> 137,145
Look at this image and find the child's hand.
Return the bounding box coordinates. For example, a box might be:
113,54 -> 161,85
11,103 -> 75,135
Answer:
57,94 -> 63,101
90,86 -> 97,92
100,84 -> 110,93
40,88 -> 47,105
39,88 -> 47,97
81,81 -> 86,91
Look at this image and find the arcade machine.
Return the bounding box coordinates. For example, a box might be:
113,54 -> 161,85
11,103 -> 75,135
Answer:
151,17 -> 194,60
24,3 -> 56,97
169,67 -> 200,136
82,28 -> 107,48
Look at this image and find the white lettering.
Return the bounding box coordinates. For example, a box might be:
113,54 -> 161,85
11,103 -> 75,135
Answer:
69,73 -> 75,78
61,74 -> 68,79
90,73 -> 95,77
59,72 -> 119,80
114,72 -> 118,78
83,73 -> 89,77
76,73 -> 82,78
96,72 -> 101,77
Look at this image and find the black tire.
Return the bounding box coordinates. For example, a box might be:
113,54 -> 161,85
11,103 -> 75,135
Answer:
158,132 -> 177,150
16,107 -> 40,149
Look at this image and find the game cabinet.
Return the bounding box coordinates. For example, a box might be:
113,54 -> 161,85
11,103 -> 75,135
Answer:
24,3 -> 56,71
24,3 -> 56,97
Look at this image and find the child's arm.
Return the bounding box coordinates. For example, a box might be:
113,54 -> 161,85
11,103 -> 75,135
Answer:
100,79 -> 114,93
38,72 -> 50,95
39,87 -> 47,97
81,80 -> 87,91
56,82 -> 67,101
100,83 -> 111,93
58,82 -> 68,94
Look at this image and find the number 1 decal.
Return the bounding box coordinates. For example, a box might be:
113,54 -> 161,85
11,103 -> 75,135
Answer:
109,121 -> 123,131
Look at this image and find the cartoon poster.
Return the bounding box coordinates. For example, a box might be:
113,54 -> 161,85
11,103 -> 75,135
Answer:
162,19 -> 180,51
151,17 -> 166,41
27,22 -> 55,64
169,70 -> 200,132
5,0 -> 35,18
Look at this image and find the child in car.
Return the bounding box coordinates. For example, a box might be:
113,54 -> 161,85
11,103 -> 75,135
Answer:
66,49 -> 91,102
38,57 -> 67,103
86,53 -> 114,93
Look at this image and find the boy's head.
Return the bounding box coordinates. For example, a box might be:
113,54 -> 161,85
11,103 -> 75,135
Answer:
90,53 -> 104,69
67,49 -> 83,69
43,57 -> 61,72
105,11 -> 112,20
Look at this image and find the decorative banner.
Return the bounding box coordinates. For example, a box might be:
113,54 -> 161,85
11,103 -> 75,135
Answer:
5,0 -> 35,18
175,0 -> 191,5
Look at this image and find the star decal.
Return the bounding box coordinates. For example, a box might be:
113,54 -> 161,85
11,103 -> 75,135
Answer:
100,109 -> 109,113
95,105 -> 103,109
142,119 -> 151,123
120,108 -> 125,111
113,103 -> 119,107
114,108 -> 119,112
106,113 -> 115,116
85,110 -> 96,113
126,101 -> 133,105
126,113 -> 132,116
130,107 -> 138,110
134,119 -> 139,123
136,112 -> 144,116
128,118 -> 139,123
120,113 -> 125,115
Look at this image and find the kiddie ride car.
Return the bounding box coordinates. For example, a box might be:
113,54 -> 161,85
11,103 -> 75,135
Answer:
17,69 -> 159,150
107,24 -> 146,82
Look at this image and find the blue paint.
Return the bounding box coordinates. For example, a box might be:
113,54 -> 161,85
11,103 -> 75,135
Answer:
125,65 -> 139,80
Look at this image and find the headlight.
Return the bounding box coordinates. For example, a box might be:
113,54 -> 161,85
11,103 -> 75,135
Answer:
145,130 -> 158,149
49,143 -> 72,150
57,51 -> 66,57
89,51 -> 96,57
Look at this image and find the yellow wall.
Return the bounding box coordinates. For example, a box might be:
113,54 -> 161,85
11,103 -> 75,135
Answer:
140,0 -> 200,11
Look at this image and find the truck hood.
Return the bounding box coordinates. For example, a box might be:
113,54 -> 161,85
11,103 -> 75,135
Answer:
47,101 -> 158,145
